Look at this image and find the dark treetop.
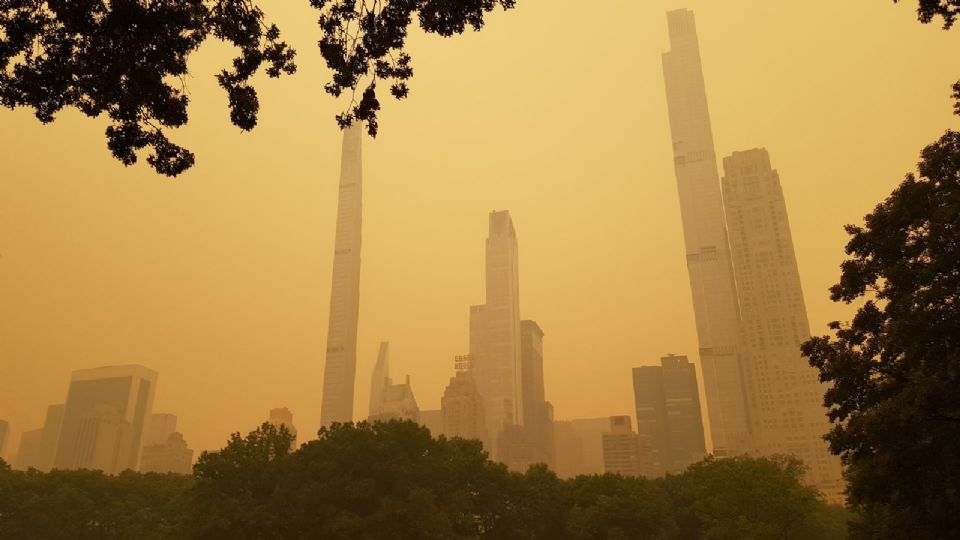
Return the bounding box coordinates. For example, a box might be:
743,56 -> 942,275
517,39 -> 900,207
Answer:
0,0 -> 514,176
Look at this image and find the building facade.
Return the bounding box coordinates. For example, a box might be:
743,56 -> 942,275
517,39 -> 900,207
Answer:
52,365 -> 157,474
721,148 -> 843,498
368,341 -> 391,419
601,416 -> 647,477
633,355 -> 706,475
140,432 -> 194,475
321,125 -> 364,427
470,211 -> 523,455
441,367 -> 487,444
662,8 -> 752,457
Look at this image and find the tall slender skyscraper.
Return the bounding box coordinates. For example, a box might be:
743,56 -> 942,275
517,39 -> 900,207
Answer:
662,9 -> 751,456
470,211 -> 523,453
721,148 -> 843,499
320,125 -> 363,427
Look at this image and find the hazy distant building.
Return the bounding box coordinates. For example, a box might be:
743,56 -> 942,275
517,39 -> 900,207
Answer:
441,363 -> 487,444
721,148 -> 843,498
53,365 -> 157,474
520,320 -> 554,467
633,355 -> 706,475
369,375 -> 419,423
0,420 -> 8,460
602,416 -> 648,477
15,429 -> 43,470
269,407 -> 298,448
470,211 -> 523,457
662,8 -> 751,457
143,413 -> 178,448
554,417 -> 612,477
36,404 -> 65,471
140,432 -> 193,475
321,125 -> 364,428
419,409 -> 443,438
368,342 -> 391,419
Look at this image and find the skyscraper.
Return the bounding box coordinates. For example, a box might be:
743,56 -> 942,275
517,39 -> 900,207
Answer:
53,365 -> 157,474
520,320 -> 553,467
662,8 -> 751,457
470,211 -> 523,454
633,355 -> 707,475
368,341 -> 391,419
320,125 -> 364,427
721,148 -> 843,498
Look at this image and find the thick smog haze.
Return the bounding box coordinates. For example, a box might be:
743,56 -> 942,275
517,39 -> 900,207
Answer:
1,0 -> 958,460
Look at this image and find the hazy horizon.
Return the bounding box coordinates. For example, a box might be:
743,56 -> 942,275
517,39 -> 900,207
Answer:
2,0 -> 959,458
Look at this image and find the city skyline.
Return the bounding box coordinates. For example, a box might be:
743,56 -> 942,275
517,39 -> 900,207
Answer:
2,1 -> 957,457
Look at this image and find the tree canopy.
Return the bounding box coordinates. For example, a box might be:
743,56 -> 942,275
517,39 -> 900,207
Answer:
0,421 -> 849,540
801,129 -> 960,538
0,0 -> 515,176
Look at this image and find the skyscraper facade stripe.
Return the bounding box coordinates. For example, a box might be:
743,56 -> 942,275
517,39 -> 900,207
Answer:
661,9 -> 752,456
320,125 -> 363,427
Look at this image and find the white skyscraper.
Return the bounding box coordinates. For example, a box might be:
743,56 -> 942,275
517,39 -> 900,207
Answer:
662,9 -> 752,456
470,211 -> 523,453
722,148 -> 843,500
320,125 -> 363,427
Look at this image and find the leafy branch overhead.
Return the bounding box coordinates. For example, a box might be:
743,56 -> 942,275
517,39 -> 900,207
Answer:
310,0 -> 516,136
0,0 -> 297,176
0,0 -> 515,177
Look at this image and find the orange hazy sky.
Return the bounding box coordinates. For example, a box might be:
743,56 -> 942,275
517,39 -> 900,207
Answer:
1,0 -> 958,456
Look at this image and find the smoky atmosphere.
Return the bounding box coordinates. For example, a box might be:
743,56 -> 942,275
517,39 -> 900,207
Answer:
1,1 -> 959,539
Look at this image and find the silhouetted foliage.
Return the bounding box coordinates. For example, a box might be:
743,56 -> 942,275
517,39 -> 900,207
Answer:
0,0 -> 514,176
0,420 -> 849,539
802,130 -> 960,538
897,0 -> 960,28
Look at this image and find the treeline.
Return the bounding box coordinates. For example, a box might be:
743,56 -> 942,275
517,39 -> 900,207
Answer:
0,421 -> 848,540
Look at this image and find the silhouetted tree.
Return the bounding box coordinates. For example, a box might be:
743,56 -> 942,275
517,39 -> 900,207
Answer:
802,130 -> 960,538
0,0 -> 515,176
662,455 -> 846,540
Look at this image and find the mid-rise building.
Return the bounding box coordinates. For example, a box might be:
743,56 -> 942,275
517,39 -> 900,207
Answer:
470,211 -> 523,455
419,409 -> 443,438
140,432 -> 194,475
553,417 -> 613,477
269,407 -> 298,448
662,8 -> 752,457
36,405 -> 65,471
143,413 -> 178,447
52,365 -> 157,474
632,355 -> 706,476
320,125 -> 364,427
15,429 -> 43,470
602,416 -> 647,477
441,360 -> 487,444
721,148 -> 843,499
369,375 -> 419,423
